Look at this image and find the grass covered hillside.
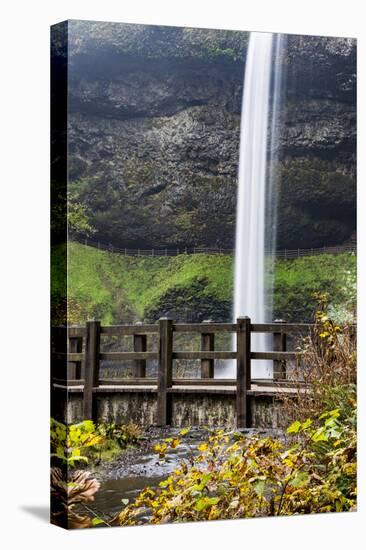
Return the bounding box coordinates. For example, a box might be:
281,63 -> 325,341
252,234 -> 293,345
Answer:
274,253 -> 356,323
51,242 -> 356,325
52,243 -> 233,325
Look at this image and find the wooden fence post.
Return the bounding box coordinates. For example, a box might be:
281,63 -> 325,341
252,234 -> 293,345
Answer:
83,320 -> 100,420
236,316 -> 251,429
273,319 -> 287,380
201,320 -> 214,378
133,322 -> 147,378
68,335 -> 83,380
157,317 -> 173,426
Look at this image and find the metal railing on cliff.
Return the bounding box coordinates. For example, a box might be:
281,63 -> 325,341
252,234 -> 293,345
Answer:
72,236 -> 356,260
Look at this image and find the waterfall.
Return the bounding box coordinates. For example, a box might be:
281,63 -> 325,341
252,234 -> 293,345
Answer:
220,32 -> 285,379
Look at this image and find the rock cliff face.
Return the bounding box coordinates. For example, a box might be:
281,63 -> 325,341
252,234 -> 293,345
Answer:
65,21 -> 356,249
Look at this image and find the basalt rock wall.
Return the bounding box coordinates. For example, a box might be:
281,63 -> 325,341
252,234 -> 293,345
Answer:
63,21 -> 356,249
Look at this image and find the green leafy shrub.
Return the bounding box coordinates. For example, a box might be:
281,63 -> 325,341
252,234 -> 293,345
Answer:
50,419 -> 142,466
114,404 -> 356,526
95,422 -> 142,461
50,419 -> 141,528
112,309 -> 356,526
50,419 -> 104,467
67,192 -> 96,238
50,420 -> 104,528
279,297 -> 356,424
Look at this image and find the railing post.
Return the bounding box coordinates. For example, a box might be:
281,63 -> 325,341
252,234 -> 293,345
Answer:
68,335 -> 83,380
133,322 -> 147,378
201,319 -> 214,378
157,317 -> 173,426
83,320 -> 100,420
273,319 -> 287,380
236,316 -> 251,429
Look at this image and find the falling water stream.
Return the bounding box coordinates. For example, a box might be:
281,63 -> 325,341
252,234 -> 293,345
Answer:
88,32 -> 286,520
221,32 -> 285,379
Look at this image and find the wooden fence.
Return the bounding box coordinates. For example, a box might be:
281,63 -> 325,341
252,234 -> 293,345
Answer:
74,237 -> 356,260
51,318 -> 322,428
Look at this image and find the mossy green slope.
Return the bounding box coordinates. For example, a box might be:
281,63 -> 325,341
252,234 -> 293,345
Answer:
273,253 -> 356,322
55,242 -> 233,324
52,242 -> 356,325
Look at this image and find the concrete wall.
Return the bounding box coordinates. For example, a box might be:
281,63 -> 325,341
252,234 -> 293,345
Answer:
97,393 -> 157,426
53,388 -> 286,429
171,394 -> 236,427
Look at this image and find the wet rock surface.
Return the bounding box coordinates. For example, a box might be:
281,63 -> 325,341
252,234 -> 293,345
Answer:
59,21 -> 356,249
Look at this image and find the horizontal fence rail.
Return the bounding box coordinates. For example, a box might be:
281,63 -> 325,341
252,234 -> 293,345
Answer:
51,318 -> 356,428
73,236 -> 356,260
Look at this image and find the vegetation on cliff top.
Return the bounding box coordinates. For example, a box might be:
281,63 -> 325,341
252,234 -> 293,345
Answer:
68,21 -> 248,63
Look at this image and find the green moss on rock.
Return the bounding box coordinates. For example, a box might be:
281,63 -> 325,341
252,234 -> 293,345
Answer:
52,243 -> 356,326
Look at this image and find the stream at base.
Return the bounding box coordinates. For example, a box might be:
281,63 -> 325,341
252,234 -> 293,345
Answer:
89,426 -> 275,519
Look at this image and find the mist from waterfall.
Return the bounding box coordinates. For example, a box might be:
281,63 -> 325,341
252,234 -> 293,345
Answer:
219,32 -> 285,379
